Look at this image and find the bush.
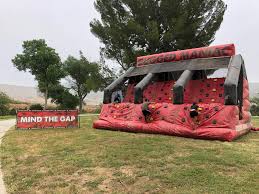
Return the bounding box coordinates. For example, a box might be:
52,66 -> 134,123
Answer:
29,104 -> 43,110
0,104 -> 9,116
251,97 -> 259,116
9,108 -> 17,115
251,105 -> 259,116
0,92 -> 11,116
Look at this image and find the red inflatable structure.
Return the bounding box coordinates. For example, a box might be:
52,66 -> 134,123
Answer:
93,44 -> 252,141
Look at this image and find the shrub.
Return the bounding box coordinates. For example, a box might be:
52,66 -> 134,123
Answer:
0,92 -> 11,116
251,105 -> 259,116
251,97 -> 259,116
9,108 -> 17,115
29,104 -> 43,110
0,104 -> 9,116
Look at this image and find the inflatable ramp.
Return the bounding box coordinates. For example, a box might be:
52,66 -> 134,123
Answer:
93,44 -> 252,141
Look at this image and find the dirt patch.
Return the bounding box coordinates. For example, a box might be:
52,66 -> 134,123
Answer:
57,167 -> 116,193
120,166 -> 134,177
94,167 -> 114,193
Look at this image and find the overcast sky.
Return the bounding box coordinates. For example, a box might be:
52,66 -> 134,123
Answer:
0,0 -> 259,87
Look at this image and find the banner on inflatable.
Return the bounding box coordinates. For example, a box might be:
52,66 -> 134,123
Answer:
136,44 -> 235,67
16,110 -> 79,129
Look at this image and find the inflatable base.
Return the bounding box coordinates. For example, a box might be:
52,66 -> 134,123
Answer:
93,103 -> 251,142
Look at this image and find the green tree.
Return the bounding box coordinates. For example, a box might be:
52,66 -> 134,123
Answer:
64,52 -> 111,112
12,39 -> 64,109
0,92 -> 11,116
90,0 -> 227,70
48,84 -> 79,110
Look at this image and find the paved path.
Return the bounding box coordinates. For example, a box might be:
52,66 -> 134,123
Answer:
0,119 -> 16,194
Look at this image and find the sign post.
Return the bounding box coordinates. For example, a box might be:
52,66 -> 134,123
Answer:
16,110 -> 79,129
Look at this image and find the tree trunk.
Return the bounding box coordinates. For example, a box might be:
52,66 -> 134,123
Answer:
79,98 -> 83,113
44,87 -> 48,110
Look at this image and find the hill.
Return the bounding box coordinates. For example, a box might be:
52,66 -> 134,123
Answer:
0,84 -> 41,104
0,84 -> 103,105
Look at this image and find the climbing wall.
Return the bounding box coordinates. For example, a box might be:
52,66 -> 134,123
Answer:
123,84 -> 135,103
143,81 -> 175,103
123,81 -> 175,103
184,78 -> 225,104
123,79 -> 225,104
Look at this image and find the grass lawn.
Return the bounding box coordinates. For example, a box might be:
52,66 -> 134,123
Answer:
0,115 -> 15,121
1,116 -> 259,194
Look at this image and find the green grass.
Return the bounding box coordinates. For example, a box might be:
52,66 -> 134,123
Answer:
1,116 -> 259,194
253,116 -> 259,127
0,115 -> 15,121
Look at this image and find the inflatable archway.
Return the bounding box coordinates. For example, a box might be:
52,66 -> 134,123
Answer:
93,44 -> 252,141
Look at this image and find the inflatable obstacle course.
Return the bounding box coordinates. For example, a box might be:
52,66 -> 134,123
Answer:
93,44 -> 252,141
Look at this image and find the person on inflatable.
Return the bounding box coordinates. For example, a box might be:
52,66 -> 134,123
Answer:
142,102 -> 152,123
113,93 -> 121,103
112,90 -> 123,103
190,102 -> 202,124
